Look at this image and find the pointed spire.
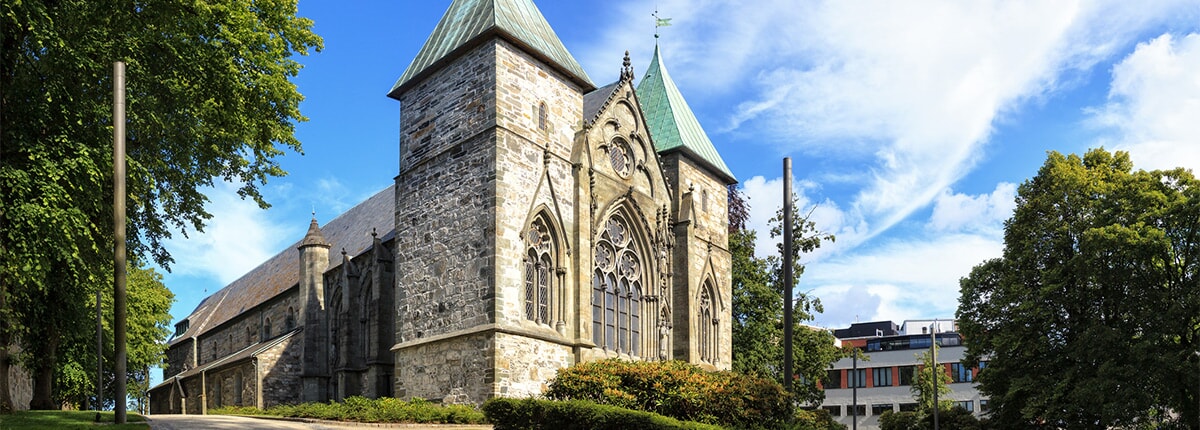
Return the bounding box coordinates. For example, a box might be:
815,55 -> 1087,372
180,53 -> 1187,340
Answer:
389,0 -> 594,98
637,44 -> 736,184
299,216 -> 330,249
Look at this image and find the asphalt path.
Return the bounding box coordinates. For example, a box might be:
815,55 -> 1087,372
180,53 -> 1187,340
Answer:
145,414 -> 492,430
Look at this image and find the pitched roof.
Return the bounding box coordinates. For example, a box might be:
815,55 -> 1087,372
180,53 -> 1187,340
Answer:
389,0 -> 594,98
637,44 -> 736,184
583,81 -> 620,125
168,186 -> 395,345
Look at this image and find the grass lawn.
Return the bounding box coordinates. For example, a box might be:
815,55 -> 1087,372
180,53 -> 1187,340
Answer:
0,410 -> 148,429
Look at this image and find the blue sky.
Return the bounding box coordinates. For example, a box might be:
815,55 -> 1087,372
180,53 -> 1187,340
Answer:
154,0 -> 1200,381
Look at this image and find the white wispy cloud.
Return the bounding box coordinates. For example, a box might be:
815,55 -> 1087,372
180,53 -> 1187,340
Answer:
1089,33 -> 1200,173
806,232 -> 1005,328
928,183 -> 1017,235
585,0 -> 1195,241
161,182 -> 292,284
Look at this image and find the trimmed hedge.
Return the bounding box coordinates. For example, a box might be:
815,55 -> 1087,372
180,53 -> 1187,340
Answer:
544,359 -> 792,429
482,397 -> 723,430
209,396 -> 486,424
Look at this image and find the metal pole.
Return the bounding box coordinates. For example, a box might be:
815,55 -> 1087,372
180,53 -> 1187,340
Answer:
932,320 -> 939,430
782,158 -> 794,393
852,352 -> 858,430
113,61 -> 128,424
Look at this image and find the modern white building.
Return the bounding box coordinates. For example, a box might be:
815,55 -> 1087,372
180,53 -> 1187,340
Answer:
822,320 -> 988,429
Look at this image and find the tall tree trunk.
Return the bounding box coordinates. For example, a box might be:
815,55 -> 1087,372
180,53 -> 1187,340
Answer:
28,324 -> 58,410
0,329 -> 12,413
0,276 -> 13,413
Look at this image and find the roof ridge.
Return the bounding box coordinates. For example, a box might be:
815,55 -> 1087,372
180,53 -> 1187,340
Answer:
389,0 -> 594,97
636,44 -> 736,184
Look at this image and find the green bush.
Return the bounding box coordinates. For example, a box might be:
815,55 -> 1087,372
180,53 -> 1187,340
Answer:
211,396 -> 486,424
792,408 -> 847,430
482,397 -> 723,430
878,407 -> 983,430
545,359 -> 792,429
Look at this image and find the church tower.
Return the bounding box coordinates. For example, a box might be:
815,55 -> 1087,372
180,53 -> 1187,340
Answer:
638,43 -> 737,368
297,218 -> 331,401
388,0 -> 595,404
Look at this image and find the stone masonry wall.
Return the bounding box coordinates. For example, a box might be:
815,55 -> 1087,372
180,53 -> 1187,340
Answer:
207,362 -> 256,409
398,43 -> 497,175
663,154 -> 733,369
257,335 -> 302,409
493,332 -> 572,398
393,331 -> 494,405
493,40 -> 582,336
164,338 -> 194,379
194,291 -> 298,368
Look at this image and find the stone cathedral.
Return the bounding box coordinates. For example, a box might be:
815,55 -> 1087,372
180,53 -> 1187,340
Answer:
149,0 -> 735,414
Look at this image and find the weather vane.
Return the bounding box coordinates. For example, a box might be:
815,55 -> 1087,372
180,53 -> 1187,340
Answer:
653,9 -> 671,39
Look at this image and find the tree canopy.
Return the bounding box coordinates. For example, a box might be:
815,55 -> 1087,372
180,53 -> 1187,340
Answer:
957,148 -> 1200,428
728,186 -> 844,405
1,0 -> 321,410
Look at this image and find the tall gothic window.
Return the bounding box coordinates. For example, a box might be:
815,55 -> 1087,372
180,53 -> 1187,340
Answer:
593,213 -> 643,356
524,217 -> 554,324
699,282 -> 718,363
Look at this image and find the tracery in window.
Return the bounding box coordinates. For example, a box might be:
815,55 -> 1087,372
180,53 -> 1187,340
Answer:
592,213 -> 644,356
608,138 -> 631,177
524,216 -> 554,324
699,282 -> 718,363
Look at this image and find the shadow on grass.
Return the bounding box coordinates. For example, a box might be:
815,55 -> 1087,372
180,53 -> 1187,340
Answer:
0,410 -> 148,429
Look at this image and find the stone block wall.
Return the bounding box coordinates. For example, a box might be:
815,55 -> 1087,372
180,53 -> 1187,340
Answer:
493,332 -> 572,398
395,129 -> 497,342
164,338 -> 194,378
257,334 -> 302,409
207,362 -> 255,409
662,154 -> 733,369
398,42 -> 497,175
393,331 -> 494,405
493,39 -> 582,334
194,291 -> 298,368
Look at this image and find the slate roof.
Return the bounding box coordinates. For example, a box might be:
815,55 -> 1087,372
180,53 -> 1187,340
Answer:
389,0 -> 595,98
637,44 -> 736,185
583,81 -> 620,125
168,186 -> 395,346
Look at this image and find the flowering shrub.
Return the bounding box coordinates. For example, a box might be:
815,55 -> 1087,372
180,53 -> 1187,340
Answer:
545,359 -> 792,429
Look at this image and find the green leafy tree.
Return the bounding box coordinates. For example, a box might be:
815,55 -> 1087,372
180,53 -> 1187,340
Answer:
50,262 -> 173,411
1,0 -> 321,410
911,346 -> 951,415
728,186 -> 844,405
957,149 -> 1200,428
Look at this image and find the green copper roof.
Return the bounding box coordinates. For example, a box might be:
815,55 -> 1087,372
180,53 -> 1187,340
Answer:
389,0 -> 594,97
637,44 -> 736,184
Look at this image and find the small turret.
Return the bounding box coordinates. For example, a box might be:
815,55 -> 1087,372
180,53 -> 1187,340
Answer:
298,216 -> 330,402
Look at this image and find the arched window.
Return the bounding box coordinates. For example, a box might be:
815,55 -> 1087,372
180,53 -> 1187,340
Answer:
699,282 -> 718,363
286,306 -> 295,330
524,217 -> 554,324
538,102 -> 548,130
593,213 -> 644,356
262,318 -> 271,341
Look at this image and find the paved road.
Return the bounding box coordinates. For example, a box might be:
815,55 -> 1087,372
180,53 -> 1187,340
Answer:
145,414 -> 492,430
